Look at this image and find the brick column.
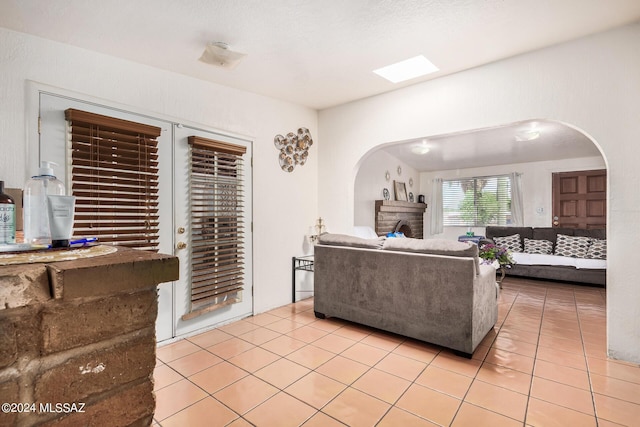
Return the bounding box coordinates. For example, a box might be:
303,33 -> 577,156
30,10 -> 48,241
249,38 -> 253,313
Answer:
0,247 -> 178,427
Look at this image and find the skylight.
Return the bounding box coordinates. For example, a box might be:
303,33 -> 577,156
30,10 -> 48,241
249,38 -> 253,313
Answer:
373,55 -> 439,83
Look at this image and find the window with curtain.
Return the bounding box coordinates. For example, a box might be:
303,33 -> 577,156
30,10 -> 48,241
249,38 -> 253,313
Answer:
442,174 -> 512,226
65,108 -> 161,251
183,136 -> 246,320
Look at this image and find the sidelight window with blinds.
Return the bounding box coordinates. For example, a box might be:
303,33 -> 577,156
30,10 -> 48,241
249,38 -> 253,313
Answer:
65,108 -> 161,251
183,136 -> 247,320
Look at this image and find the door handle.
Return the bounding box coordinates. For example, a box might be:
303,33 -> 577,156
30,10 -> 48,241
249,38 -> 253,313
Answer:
177,241 -> 187,250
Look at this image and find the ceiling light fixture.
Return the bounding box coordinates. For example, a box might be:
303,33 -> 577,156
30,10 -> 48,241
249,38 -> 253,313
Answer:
199,42 -> 246,69
373,55 -> 439,83
515,130 -> 540,141
411,140 -> 431,155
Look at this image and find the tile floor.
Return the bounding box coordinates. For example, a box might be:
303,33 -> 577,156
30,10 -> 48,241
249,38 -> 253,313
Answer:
152,277 -> 640,426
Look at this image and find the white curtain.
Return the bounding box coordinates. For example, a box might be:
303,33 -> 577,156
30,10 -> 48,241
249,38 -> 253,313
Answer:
510,172 -> 524,226
430,178 -> 443,235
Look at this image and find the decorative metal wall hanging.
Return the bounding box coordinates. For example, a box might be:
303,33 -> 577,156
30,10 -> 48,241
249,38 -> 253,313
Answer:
274,127 -> 313,172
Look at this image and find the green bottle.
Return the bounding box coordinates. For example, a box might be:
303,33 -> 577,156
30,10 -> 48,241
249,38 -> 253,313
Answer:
0,181 -> 16,244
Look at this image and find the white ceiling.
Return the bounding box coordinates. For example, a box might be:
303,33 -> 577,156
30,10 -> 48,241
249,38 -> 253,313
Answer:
382,119 -> 602,172
1,0 -> 635,170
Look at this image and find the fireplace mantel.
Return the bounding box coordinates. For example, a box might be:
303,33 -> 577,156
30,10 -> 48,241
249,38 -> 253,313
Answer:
375,200 -> 427,238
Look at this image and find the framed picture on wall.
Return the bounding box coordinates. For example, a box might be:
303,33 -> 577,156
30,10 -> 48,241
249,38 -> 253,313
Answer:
394,181 -> 408,201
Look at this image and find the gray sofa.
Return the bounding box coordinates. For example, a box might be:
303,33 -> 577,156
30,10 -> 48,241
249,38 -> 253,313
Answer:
314,234 -> 498,357
484,226 -> 606,286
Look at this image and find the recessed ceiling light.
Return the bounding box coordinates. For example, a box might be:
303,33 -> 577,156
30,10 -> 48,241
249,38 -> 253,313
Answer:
373,55 -> 439,83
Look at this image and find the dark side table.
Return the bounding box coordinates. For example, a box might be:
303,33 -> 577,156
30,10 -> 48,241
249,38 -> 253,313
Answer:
457,235 -> 485,245
292,255 -> 314,303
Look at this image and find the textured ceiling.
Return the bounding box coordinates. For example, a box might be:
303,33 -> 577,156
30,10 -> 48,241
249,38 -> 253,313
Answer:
0,0 -> 632,170
1,0 -> 640,110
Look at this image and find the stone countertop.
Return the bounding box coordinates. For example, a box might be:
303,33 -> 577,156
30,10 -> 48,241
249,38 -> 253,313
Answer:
1,246 -> 179,307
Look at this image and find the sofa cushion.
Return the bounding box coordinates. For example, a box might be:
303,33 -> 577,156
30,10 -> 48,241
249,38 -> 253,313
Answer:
524,238 -> 553,255
493,234 -> 523,252
587,239 -> 607,260
318,233 -> 386,249
382,238 -> 480,273
554,234 -> 591,258
383,237 -> 477,256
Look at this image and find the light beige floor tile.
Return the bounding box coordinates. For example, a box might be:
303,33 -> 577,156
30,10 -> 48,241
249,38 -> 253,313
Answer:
312,333 -> 356,354
227,346 -> 281,372
286,344 -> 336,369
254,357 -> 311,389
452,402 -> 522,427
476,362 -> 532,395
484,347 -> 535,374
187,328 -> 233,348
160,396 -> 238,427
166,349 -> 223,377
590,373 -> 640,404
392,341 -> 440,363
396,383 -> 461,426
260,334 -> 308,356
415,365 -> 474,399
206,337 -> 255,359
530,376 -> 595,415
340,342 -> 388,366
213,375 -> 279,415
431,352 -> 483,377
322,387 -> 391,427
375,352 -> 427,381
285,325 -> 329,343
156,339 -> 201,363
377,407 -> 439,427
351,368 -> 411,404
244,392 -> 316,427
526,397 -> 597,427
315,355 -> 370,385
153,364 -> 183,391
237,326 -> 282,345
285,371 -> 347,409
534,358 -> 590,390
188,361 -> 248,394
154,379 -> 207,421
465,380 -> 528,421
302,411 -> 347,427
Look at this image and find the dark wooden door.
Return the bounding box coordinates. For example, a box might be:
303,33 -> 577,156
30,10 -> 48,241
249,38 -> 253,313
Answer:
552,169 -> 606,229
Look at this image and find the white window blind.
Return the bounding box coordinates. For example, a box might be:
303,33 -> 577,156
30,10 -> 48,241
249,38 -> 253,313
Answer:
183,136 -> 247,320
442,175 -> 512,226
65,108 -> 161,251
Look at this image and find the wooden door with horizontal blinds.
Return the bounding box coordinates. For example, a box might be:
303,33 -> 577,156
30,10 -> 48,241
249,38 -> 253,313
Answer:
183,135 -> 247,320
65,108 -> 161,251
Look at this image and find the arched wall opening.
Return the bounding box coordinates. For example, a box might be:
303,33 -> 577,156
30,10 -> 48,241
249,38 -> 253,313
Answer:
354,119 -> 608,242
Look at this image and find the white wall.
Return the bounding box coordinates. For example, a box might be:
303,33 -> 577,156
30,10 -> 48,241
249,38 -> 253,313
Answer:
354,149 -> 420,229
0,28 -> 318,314
419,156 -> 606,240
319,23 -> 640,363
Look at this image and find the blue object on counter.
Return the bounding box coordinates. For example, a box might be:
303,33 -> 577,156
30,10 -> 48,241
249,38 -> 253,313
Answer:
386,232 -> 405,238
69,237 -> 98,247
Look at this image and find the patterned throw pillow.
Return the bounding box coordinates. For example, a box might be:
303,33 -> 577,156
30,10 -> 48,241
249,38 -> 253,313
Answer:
524,238 -> 553,255
493,234 -> 522,252
587,239 -> 607,260
554,234 -> 591,258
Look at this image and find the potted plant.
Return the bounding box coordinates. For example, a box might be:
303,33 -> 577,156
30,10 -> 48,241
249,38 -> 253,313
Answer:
478,243 -> 515,288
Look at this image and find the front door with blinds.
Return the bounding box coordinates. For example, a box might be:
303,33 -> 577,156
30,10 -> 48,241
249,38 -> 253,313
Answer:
173,125 -> 253,337
38,92 -> 253,342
